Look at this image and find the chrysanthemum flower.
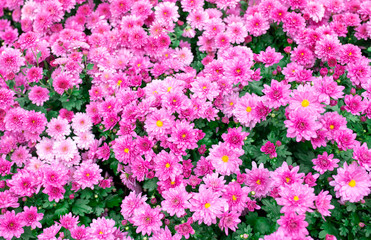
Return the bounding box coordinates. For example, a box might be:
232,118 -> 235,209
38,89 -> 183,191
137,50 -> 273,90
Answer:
245,162 -> 273,198
221,127 -> 249,149
207,142 -> 244,176
20,206 -> 43,230
131,204 -> 164,236
344,94 -> 366,116
277,211 -> 309,238
88,217 -> 117,239
28,86 -> 49,106
174,217 -> 195,239
218,211 -> 241,236
277,182 -> 316,214
54,138 -> 78,163
161,184 -> 191,217
144,109 -> 175,138
233,93 -> 261,129
262,79 -> 291,108
189,185 -> 228,226
73,162 -> 103,190
154,150 -> 183,181
330,162 -> 371,203
271,162 -> 305,187
315,190 -> 334,219
0,210 -> 24,240
353,143 -> 371,170
71,112 -> 92,133
0,48 -> 25,75
284,108 -> 322,142
257,46 -> 283,67
120,192 -> 148,220
222,182 -> 249,213
46,117 -> 70,140
312,152 -> 340,174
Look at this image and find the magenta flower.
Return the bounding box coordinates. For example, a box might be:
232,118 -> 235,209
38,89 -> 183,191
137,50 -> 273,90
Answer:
257,46 -> 283,67
277,211 -> 309,238
312,152 -> 340,174
0,210 -> 24,240
284,108 -> 322,142
206,142 -> 244,176
262,79 -> 291,108
330,162 -> 371,203
88,217 -> 117,240
161,184 -> 191,217
73,162 -> 103,190
222,182 -> 250,213
276,183 -> 316,214
271,162 -> 305,187
154,150 -> 183,181
315,190 -> 334,219
218,211 -> 241,235
131,204 -> 164,236
174,217 -> 195,239
344,94 -> 366,116
260,141 -> 277,158
20,206 -> 43,230
245,161 -> 273,198
189,185 -> 228,226
120,192 -> 147,220
28,86 -> 49,106
353,143 -> 371,170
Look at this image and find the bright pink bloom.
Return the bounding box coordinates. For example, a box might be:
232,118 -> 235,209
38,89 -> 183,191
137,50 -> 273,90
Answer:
154,150 -> 183,181
276,183 -> 316,214
20,206 -> 43,229
221,127 -> 249,149
73,162 -> 103,190
260,141 -> 277,158
330,162 -> 371,203
131,204 -> 164,236
0,210 -> 24,240
312,152 -> 340,174
344,94 -> 366,116
277,211 -> 309,238
161,184 -> 191,217
315,190 -> 334,219
218,211 -> 241,235
189,185 -> 228,226
88,217 -> 117,240
353,143 -> 371,170
262,80 -> 291,108
271,162 -> 305,187
28,86 -> 49,106
207,142 -> 244,176
174,217 -> 195,239
120,192 -> 147,220
257,46 -> 283,67
245,162 -> 273,198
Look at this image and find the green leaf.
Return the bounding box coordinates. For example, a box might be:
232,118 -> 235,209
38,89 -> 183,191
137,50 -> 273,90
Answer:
36,51 -> 42,61
72,199 -> 93,216
87,63 -> 94,70
54,201 -> 69,217
254,217 -> 271,235
105,194 -> 122,208
143,178 -> 158,192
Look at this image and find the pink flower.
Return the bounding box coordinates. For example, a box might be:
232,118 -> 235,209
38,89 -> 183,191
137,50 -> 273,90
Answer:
131,204 -> 164,236
284,108 -> 322,142
27,67 -> 43,83
271,162 -> 305,187
207,142 -> 244,176
155,2 -> 179,23
233,93 -> 261,129
46,117 -> 70,140
41,164 -> 69,187
154,150 -> 183,181
330,162 -> 371,203
42,185 -> 66,202
88,217 -> 117,240
312,76 -> 345,105
289,84 -> 324,115
315,190 -> 334,219
260,141 -> 277,158
312,152 -> 340,174
54,138 -> 78,164
73,162 -> 103,190
189,185 -> 228,226
0,48 -> 25,74
262,80 -> 291,108
24,110 -> 47,134
221,127 -> 249,149
320,112 -> 347,140
222,182 -> 249,213
20,206 -> 43,230
353,143 -> 371,170
277,211 -> 309,238
144,109 -> 175,139
120,192 -> 147,220
71,112 -> 92,133
28,86 -> 49,106
344,94 -> 366,116
315,35 -> 341,61
7,169 -> 37,197
190,77 -> 219,101
60,213 -> 79,230
246,13 -> 270,37
174,217 -> 195,239
245,162 -> 273,198
161,184 -> 191,217
257,46 -> 283,67
0,210 -> 24,240
218,211 -> 241,235
276,183 -> 316,214
168,120 -> 198,152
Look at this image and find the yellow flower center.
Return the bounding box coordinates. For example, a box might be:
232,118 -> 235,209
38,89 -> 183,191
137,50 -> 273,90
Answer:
293,196 -> 299,201
167,87 -> 172,92
173,99 -> 176,102
156,120 -> 163,127
348,179 -> 356,187
229,102 -> 234,106
285,177 -> 290,183
222,155 -> 229,162
236,69 -> 241,73
256,179 -> 261,185
165,163 -> 170,168
301,99 -> 310,107
232,195 -> 237,201
137,64 -> 141,67
124,148 -> 129,153
86,173 -> 90,177
99,231 -> 103,235
170,181 -> 175,185
117,80 -> 122,86
246,106 -> 252,112
205,203 -> 211,208
329,125 -> 334,130
202,86 -> 207,90
349,52 -> 352,56
182,134 -> 186,138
